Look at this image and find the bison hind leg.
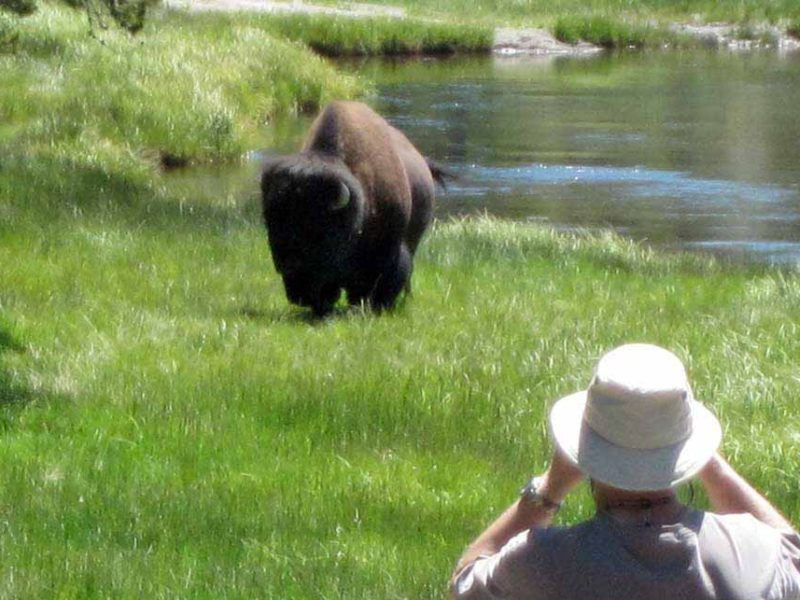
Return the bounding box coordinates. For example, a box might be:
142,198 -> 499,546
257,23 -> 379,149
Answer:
344,243 -> 412,312
370,243 -> 412,311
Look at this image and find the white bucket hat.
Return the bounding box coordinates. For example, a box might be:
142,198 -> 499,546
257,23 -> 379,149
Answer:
549,343 -> 721,491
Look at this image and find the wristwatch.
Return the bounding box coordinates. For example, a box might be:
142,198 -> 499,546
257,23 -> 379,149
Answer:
519,476 -> 562,512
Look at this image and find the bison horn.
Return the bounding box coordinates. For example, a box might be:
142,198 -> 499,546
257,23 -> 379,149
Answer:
331,181 -> 351,211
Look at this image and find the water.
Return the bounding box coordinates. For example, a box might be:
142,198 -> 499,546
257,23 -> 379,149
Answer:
171,51 -> 800,265
369,52 -> 800,265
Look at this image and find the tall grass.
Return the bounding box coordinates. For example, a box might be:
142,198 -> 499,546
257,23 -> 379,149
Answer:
551,15 -> 705,49
553,16 -> 654,48
1,4 -> 364,165
245,12 -> 493,56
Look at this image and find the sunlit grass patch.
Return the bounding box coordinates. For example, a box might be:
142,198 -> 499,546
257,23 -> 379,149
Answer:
246,12 -> 493,56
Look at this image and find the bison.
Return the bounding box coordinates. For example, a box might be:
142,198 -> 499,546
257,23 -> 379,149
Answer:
261,100 -> 445,316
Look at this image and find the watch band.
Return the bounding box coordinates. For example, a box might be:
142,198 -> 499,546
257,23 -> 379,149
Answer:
519,475 -> 562,512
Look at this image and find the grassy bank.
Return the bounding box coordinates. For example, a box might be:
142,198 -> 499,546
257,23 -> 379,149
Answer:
3,138 -> 800,595
342,0 -> 800,26
242,12 -> 492,56
0,3 -> 493,169
552,16 -> 670,49
0,3 -> 365,167
303,0 -> 800,49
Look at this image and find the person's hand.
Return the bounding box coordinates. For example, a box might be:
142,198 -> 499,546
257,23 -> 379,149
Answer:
539,446 -> 584,504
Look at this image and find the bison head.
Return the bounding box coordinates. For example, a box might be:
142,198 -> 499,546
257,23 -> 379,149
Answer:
261,153 -> 366,316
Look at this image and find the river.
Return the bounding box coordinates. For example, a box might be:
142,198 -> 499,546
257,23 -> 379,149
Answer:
169,50 -> 800,265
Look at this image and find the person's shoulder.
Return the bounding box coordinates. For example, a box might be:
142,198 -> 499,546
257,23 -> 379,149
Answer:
493,520 -> 600,562
700,510 -> 779,541
703,511 -> 793,538
521,518 -> 609,558
702,512 -> 800,597
699,510 -> 799,563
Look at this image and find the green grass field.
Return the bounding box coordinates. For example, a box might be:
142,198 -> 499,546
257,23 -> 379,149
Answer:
3,159 -> 800,595
3,2 -> 800,597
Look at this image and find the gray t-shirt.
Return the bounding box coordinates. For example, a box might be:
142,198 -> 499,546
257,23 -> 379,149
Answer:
453,509 -> 800,599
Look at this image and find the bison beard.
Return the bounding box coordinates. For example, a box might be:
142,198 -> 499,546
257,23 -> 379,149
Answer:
261,101 -> 443,316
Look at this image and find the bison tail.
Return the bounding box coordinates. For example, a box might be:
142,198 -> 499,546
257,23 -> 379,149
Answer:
425,158 -> 456,192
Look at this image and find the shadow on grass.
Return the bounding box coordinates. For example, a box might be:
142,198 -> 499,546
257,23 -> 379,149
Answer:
236,304 -> 357,325
236,295 -> 407,324
237,306 -> 311,325
4,151 -> 253,233
0,318 -> 71,434
0,319 -> 32,409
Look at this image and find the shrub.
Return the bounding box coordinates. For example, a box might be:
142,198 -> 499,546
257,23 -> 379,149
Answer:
0,12 -> 19,51
0,0 -> 36,15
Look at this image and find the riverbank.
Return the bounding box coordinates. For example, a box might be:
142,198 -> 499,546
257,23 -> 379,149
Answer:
164,0 -> 800,53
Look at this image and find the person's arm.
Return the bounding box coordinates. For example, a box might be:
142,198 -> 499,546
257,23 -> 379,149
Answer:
451,449 -> 584,584
698,452 -> 795,531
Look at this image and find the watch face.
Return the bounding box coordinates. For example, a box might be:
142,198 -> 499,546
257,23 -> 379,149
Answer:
520,478 -> 543,503
520,477 -> 560,511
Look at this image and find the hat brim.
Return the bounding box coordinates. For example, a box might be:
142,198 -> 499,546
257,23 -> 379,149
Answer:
549,391 -> 722,491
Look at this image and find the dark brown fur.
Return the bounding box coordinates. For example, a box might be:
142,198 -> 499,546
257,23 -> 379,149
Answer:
261,101 -> 442,316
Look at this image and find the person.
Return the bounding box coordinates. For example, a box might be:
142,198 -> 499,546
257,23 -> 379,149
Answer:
451,343 -> 800,599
